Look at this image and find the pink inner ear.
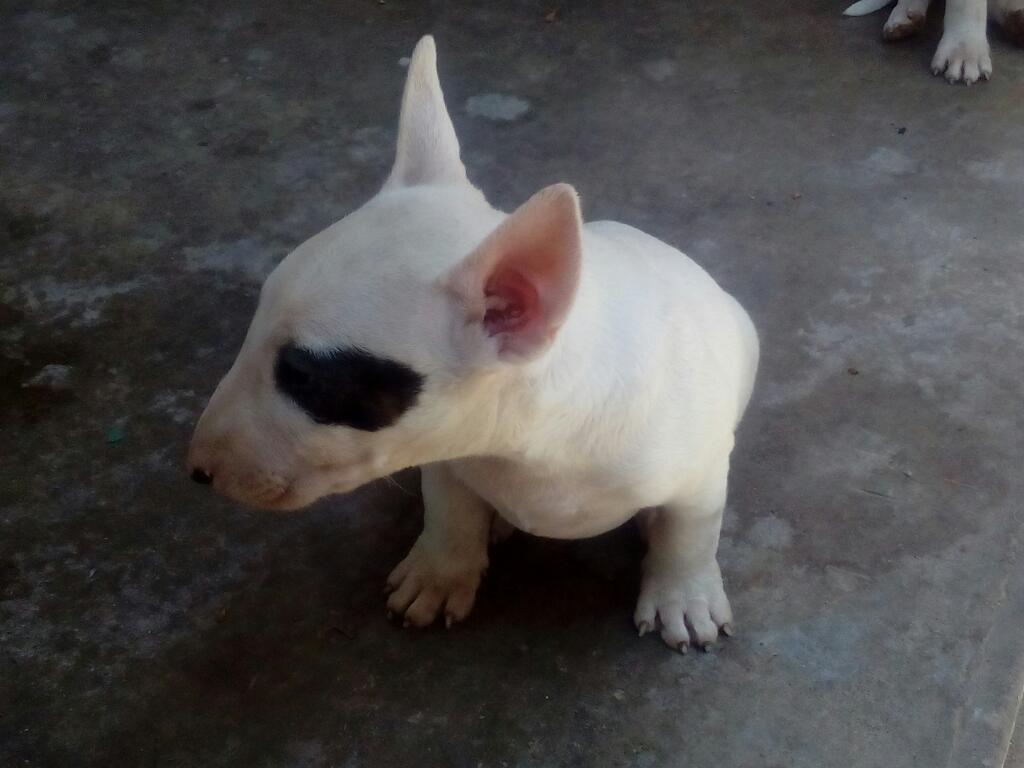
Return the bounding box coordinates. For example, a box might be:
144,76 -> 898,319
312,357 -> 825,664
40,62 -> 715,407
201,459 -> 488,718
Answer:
483,269 -> 539,342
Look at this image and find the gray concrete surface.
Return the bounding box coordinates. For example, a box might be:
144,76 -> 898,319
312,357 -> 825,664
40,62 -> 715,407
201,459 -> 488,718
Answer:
1011,731 -> 1024,768
2,2 -> 1023,766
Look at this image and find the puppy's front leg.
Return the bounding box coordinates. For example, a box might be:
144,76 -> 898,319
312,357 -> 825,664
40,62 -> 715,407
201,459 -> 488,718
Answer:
386,463 -> 491,628
634,460 -> 734,653
883,0 -> 933,40
932,0 -> 992,83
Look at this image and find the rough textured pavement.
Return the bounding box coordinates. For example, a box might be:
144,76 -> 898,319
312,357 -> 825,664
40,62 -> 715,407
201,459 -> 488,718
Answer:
2,2 -> 1023,766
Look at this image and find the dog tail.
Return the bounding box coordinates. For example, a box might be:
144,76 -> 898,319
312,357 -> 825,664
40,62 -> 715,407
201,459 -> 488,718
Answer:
843,0 -> 892,16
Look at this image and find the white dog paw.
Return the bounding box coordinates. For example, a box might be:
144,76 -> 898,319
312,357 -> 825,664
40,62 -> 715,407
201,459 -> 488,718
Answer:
931,31 -> 992,83
385,537 -> 486,628
883,2 -> 928,40
634,562 -> 734,653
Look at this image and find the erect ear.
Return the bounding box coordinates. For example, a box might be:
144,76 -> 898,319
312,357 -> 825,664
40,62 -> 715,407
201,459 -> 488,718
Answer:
384,36 -> 467,190
445,184 -> 583,363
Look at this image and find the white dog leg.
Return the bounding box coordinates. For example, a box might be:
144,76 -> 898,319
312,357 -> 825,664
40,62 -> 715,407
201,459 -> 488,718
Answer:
884,0 -> 933,39
386,463 -> 491,628
634,458 -> 734,653
990,0 -> 1024,43
932,0 -> 992,83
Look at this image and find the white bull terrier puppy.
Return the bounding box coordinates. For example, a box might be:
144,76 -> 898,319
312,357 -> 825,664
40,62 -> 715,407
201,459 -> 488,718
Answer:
188,36 -> 759,652
844,0 -> 1024,84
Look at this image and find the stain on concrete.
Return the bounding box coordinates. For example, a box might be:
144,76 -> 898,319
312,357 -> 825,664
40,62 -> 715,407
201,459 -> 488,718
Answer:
246,48 -> 273,65
213,128 -> 273,159
188,96 -> 217,112
21,363 -> 74,389
863,146 -> 917,176
642,59 -> 676,82
183,238 -> 279,281
748,515 -> 794,549
465,93 -> 531,122
6,211 -> 50,241
751,616 -> 864,683
964,152 -> 1024,183
151,389 -> 199,425
825,565 -> 872,593
345,126 -> 391,165
86,43 -> 112,66
8,277 -> 148,326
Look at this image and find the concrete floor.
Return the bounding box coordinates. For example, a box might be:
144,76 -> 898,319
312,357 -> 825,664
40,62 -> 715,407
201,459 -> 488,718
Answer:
3,1 -> 1024,766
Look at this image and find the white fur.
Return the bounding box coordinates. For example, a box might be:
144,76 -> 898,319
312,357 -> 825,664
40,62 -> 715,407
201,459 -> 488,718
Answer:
883,0 -> 933,41
189,36 -> 759,651
845,0 -> 1024,84
932,0 -> 992,84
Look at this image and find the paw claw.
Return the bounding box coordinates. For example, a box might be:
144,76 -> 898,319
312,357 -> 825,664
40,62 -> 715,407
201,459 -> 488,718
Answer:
385,537 -> 486,629
636,560 -> 732,656
722,622 -> 735,637
931,31 -> 991,85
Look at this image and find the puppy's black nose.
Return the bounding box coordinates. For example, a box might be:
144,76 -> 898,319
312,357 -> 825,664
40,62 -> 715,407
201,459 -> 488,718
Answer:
190,467 -> 214,485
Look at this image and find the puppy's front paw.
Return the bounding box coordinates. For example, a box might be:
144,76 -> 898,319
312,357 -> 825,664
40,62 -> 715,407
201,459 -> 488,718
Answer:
385,536 -> 486,628
931,31 -> 992,83
634,561 -> 733,653
883,1 -> 928,40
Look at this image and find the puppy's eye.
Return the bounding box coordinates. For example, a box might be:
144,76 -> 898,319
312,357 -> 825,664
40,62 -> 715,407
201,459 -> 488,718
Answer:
274,343 -> 424,432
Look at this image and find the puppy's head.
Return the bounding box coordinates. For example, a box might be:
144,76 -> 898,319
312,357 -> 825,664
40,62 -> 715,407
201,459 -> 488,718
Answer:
188,37 -> 583,510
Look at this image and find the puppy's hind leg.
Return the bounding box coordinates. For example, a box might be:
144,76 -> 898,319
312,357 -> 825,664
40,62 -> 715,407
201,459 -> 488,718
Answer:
991,0 -> 1024,45
884,0 -> 933,39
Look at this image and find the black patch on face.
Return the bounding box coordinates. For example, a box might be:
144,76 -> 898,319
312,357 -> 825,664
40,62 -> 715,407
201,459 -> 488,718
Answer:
274,343 -> 424,432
